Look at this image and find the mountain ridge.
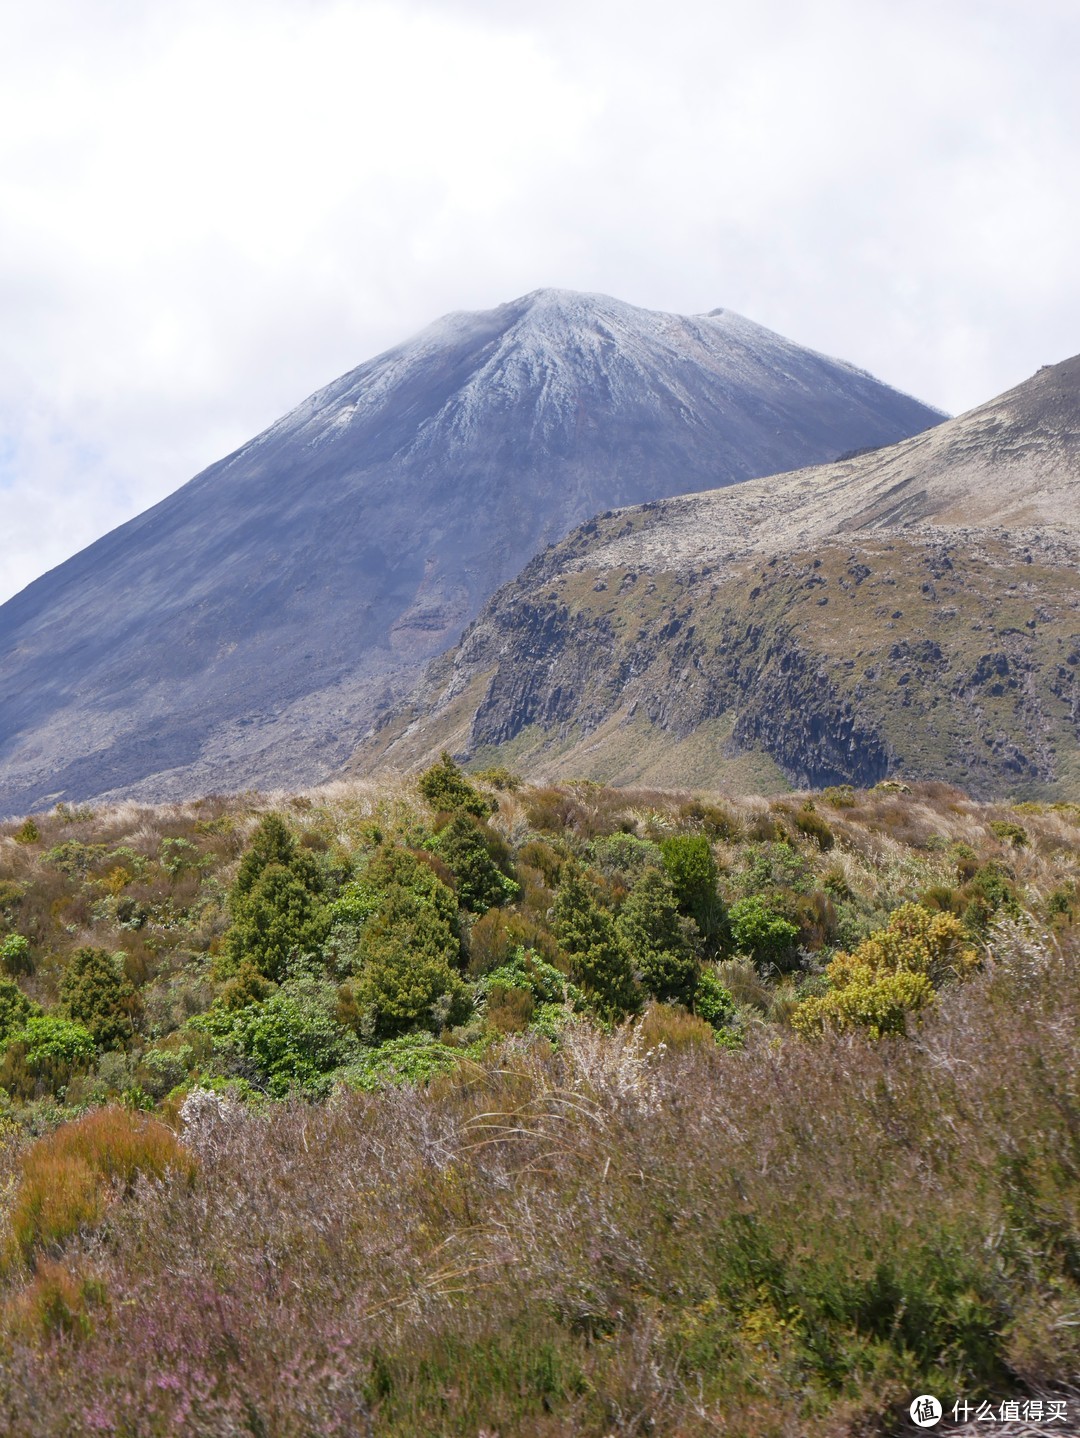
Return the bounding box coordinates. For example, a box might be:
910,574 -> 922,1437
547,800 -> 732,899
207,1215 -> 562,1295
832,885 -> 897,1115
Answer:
0,289 -> 944,816
355,354 -> 1080,799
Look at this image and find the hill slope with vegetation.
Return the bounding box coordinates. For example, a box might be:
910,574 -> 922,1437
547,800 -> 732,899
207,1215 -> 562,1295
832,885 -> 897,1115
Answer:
0,769 -> 1076,1431
359,356 -> 1080,799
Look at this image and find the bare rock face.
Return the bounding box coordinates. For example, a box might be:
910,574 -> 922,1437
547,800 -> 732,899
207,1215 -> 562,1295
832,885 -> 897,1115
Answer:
0,289 -> 944,816
360,356 -> 1080,800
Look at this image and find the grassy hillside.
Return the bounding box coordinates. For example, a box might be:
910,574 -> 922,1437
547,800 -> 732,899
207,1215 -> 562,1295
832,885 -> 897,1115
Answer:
0,774 -> 1076,1433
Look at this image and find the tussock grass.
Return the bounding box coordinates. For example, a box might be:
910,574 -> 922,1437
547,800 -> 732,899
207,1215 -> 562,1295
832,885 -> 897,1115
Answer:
0,926 -> 1072,1433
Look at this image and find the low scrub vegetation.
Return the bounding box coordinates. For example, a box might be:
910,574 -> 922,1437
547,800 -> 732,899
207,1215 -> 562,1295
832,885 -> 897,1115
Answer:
0,768 -> 1074,1431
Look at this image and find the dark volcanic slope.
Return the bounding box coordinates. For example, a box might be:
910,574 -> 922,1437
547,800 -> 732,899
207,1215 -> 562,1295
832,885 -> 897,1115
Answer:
360,356 -> 1080,800
0,289 -> 943,815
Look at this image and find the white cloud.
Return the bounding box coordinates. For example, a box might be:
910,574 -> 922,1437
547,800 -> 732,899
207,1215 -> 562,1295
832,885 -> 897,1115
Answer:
1,0 -> 1077,601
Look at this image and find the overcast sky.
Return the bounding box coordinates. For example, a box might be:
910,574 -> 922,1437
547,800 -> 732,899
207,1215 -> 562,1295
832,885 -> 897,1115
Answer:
1,0 -> 1077,603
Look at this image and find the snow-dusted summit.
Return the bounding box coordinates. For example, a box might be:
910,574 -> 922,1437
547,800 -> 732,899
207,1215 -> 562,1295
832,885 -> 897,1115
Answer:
0,289 -> 943,811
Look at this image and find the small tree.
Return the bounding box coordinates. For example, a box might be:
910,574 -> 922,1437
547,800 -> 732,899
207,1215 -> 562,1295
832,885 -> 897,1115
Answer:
553,866 -> 639,1021
435,814 -> 519,914
728,896 -> 799,969
418,752 -> 495,819
356,888 -> 466,1037
60,947 -> 138,1050
616,868 -> 699,1005
0,976 -> 39,1043
660,835 -> 725,944
225,864 -> 329,982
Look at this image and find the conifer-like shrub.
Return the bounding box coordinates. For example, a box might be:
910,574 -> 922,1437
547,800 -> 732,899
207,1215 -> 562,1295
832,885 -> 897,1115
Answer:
417,752 -> 495,818
615,868 -> 699,1005
355,887 -> 466,1038
434,813 -> 519,914
659,834 -> 725,943
552,866 -> 639,1020
59,947 -> 138,1051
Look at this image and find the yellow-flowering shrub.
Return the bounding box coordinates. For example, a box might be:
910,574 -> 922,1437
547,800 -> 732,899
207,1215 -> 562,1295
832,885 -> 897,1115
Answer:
793,904 -> 979,1039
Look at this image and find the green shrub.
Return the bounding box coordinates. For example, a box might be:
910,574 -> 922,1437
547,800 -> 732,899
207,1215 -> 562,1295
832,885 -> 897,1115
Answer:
223,976 -> 358,1097
0,1016 -> 96,1098
588,833 -> 663,884
0,934 -> 33,977
615,868 -> 699,1005
9,1015 -> 95,1069
355,888 -> 467,1038
727,896 -> 799,968
435,814 -> 519,913
342,1034 -> 470,1092
225,864 -> 329,982
60,947 -> 138,1051
552,867 -> 639,1021
694,967 -> 737,1030
659,835 -> 725,942
0,977 -> 40,1043
989,820 -> 1028,849
792,904 -> 978,1039
12,817 -> 40,845
418,752 -> 495,818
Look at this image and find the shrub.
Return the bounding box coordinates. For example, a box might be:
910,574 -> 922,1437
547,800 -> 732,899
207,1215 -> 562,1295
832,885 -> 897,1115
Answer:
727,896 -> 799,968
0,934 -> 33,977
472,765 -> 522,792
342,1034 -> 470,1092
659,834 -> 725,943
8,1107 -> 195,1266
12,817 -> 40,844
418,752 -> 495,818
466,908 -> 561,976
552,867 -> 639,1021
435,814 -> 519,913
678,798 -> 741,841
232,813 -> 322,900
516,839 -> 564,887
7,1259 -> 107,1344
588,833 -> 663,884
989,819 -> 1028,848
794,803 -> 835,851
7,1015 -> 95,1070
60,947 -> 138,1050
222,977 -> 358,1097
355,888 -> 467,1038
792,903 -> 978,1039
0,977 -> 39,1043
615,868 -> 699,1005
225,863 -> 329,981
637,1001 -> 720,1051
694,967 -> 737,1030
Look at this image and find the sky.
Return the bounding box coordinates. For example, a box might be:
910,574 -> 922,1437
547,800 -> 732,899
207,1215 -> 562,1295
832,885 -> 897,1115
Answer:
1,0 -> 1077,603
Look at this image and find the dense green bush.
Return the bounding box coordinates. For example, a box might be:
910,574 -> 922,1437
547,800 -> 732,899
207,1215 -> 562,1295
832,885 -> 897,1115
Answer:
418,752 -> 495,818
727,895 -> 800,968
552,867 -> 639,1020
225,864 -> 329,981
659,834 -> 724,943
60,947 -> 137,1051
616,868 -> 699,1005
355,887 -> 467,1038
220,975 -> 358,1097
435,814 -> 519,913
0,934 -> 32,977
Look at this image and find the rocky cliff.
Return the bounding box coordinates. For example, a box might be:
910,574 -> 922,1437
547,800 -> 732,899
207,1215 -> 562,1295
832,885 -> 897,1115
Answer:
357,357 -> 1080,799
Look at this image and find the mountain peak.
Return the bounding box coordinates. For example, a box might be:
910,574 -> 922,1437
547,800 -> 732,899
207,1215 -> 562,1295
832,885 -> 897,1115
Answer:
0,292 -> 945,813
